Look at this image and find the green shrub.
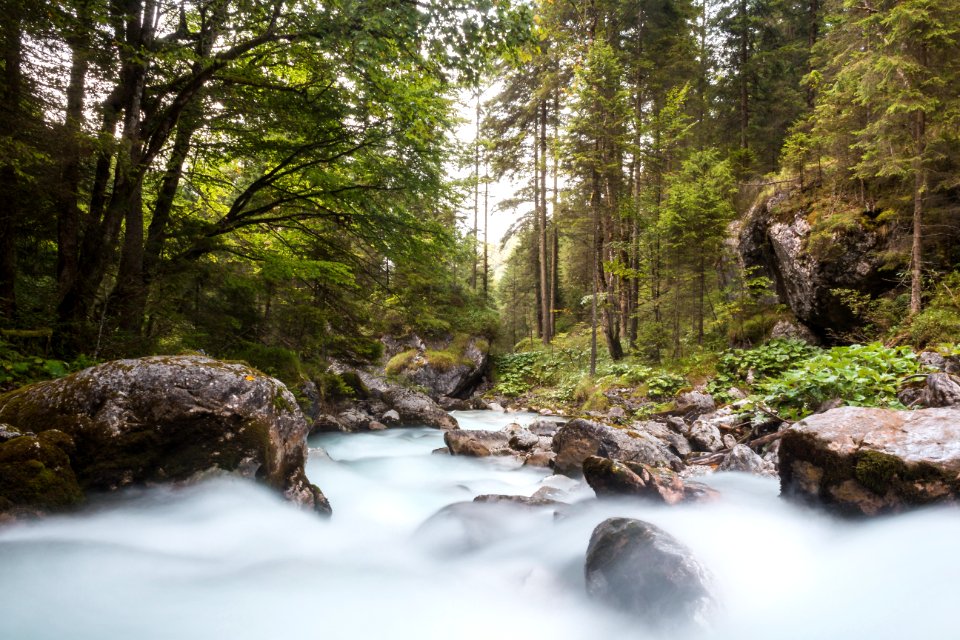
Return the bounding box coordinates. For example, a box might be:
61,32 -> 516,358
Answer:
908,308 -> 960,346
385,349 -> 418,375
708,339 -> 816,401
228,342 -> 302,384
758,343 -> 919,420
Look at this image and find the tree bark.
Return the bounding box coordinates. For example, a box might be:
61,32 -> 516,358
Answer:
539,98 -> 549,344
910,113 -> 926,316
0,5 -> 22,321
56,0 -> 94,309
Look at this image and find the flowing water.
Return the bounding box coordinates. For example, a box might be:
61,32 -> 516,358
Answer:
1,410 -> 957,639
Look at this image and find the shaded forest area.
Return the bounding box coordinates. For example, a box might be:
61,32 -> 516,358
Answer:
484,0 -> 960,363
0,0 -> 528,374
2,0 -> 960,392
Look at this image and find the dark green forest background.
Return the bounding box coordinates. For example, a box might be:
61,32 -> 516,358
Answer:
2,0 -> 959,395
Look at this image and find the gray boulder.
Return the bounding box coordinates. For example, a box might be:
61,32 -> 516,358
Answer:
685,416 -> 725,453
585,518 -> 715,629
898,373 -> 960,409
718,444 -> 776,476
552,419 -> 683,476
0,356 -> 330,516
333,363 -> 458,430
670,391 -> 716,420
383,333 -> 489,400
738,189 -> 893,338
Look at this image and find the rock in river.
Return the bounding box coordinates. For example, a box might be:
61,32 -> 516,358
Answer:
585,517 -> 715,629
583,456 -> 717,504
0,356 -> 330,516
779,406 -> 960,516
552,419 -> 683,476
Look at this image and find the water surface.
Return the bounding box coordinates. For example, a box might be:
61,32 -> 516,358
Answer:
1,411 -> 956,639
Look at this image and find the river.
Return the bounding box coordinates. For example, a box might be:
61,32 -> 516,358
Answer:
1,409 -> 957,639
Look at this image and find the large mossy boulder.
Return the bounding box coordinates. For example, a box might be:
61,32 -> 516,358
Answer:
737,189 -> 893,339
381,333 -> 489,400
333,363 -> 458,430
585,518 -> 715,629
552,419 -> 683,476
0,356 -> 330,516
779,406 -> 960,516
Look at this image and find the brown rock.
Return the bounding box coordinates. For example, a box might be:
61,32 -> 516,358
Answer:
582,456 -> 717,505
779,406 -> 960,516
443,429 -> 510,457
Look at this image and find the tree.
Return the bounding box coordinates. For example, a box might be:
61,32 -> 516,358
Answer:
813,0 -> 960,315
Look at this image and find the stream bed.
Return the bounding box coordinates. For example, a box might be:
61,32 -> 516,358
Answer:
1,410 -> 957,639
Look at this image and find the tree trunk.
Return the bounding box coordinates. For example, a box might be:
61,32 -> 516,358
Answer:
0,5 -> 22,321
539,99 -> 549,344
472,93 -> 480,290
910,112 -> 926,316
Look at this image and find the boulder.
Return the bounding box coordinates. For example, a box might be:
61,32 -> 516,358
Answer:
473,493 -> 562,507
508,429 -> 540,452
779,406 -> 960,516
523,451 -> 556,468
444,429 -> 511,457
718,444 -> 776,476
639,420 -> 693,457
527,419 -> 562,437
585,518 -> 715,629
382,409 -> 401,424
310,413 -> 346,434
738,189 -> 893,338
384,334 -> 489,400
0,356 -> 330,516
769,319 -> 820,345
583,456 -> 718,504
552,419 -> 683,476
333,364 -> 458,430
685,416 -> 725,453
898,373 -> 960,409
368,421 -> 387,431
337,407 -> 373,431
669,391 -> 716,420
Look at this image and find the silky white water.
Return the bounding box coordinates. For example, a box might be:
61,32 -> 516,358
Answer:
1,410 -> 957,640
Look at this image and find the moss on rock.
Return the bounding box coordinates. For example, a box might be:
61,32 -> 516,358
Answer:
0,430 -> 84,512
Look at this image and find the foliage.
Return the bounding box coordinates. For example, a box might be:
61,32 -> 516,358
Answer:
758,343 -> 920,419
708,339 -> 817,401
0,339 -> 96,392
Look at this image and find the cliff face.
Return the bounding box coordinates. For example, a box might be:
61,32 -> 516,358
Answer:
736,188 -> 898,340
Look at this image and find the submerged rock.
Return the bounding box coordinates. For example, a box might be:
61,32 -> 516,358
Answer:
583,456 -> 718,504
585,518 -> 715,629
552,419 -> 683,476
0,356 -> 330,517
779,406 -> 960,516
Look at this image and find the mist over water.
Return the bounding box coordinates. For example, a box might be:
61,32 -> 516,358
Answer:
1,411 -> 957,640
